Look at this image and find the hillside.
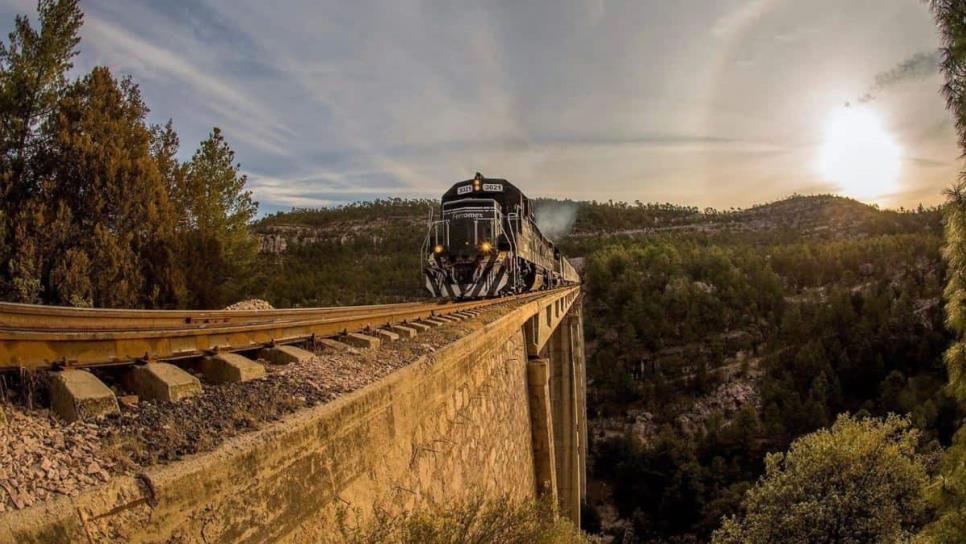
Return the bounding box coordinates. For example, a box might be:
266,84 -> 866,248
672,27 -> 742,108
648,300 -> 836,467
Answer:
245,195 -> 942,311
247,195 -> 941,308
247,193 -> 949,542
254,194 -> 940,253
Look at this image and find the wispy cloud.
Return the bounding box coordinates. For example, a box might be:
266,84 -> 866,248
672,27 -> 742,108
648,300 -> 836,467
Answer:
82,14 -> 293,155
712,0 -> 779,39
0,0 -> 948,211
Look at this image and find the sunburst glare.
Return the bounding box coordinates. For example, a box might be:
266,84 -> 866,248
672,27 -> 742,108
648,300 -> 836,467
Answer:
819,106 -> 901,202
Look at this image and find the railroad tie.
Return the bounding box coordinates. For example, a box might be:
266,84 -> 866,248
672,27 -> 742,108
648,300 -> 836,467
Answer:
342,332 -> 381,350
373,329 -> 400,343
258,345 -> 314,365
48,369 -> 119,422
436,315 -> 461,323
201,353 -> 266,383
318,338 -> 353,352
123,362 -> 202,403
389,325 -> 418,339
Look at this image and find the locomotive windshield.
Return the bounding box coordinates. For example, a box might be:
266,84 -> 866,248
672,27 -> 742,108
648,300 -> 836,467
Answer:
442,198 -> 501,257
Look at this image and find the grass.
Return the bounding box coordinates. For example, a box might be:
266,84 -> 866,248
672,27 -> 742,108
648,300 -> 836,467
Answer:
333,494 -> 599,544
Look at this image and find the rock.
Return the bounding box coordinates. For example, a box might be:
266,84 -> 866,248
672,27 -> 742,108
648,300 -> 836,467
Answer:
224,299 -> 275,311
1,481 -> 23,509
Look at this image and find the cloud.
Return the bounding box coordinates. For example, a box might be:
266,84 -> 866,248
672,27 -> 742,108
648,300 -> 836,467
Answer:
82,14 -> 293,156
8,0 -> 946,212
712,0 -> 777,39
855,51 -> 940,104
245,168 -> 431,209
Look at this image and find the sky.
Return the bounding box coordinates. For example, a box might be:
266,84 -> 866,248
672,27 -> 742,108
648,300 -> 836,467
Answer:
0,0 -> 959,213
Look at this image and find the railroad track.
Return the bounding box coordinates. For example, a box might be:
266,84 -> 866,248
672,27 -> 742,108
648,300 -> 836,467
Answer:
0,300 -> 443,331
0,289 -> 566,370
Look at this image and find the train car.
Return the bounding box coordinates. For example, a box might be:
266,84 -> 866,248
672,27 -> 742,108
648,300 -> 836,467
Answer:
422,173 -> 580,298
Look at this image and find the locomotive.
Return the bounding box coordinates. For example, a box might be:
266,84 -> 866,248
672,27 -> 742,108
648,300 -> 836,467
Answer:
423,173 -> 579,298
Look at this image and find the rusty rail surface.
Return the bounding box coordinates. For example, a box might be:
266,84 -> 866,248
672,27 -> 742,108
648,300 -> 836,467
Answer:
0,288 -> 577,370
0,300 -> 435,330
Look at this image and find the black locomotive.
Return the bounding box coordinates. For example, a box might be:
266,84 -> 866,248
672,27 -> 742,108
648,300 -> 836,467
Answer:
423,173 -> 579,298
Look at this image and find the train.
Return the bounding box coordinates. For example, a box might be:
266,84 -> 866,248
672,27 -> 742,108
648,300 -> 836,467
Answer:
422,173 -> 579,298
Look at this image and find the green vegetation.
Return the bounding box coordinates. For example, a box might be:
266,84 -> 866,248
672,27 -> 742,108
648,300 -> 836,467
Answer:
580,5 -> 966,542
923,2 -> 966,539
1,3 -> 964,543
0,0 -> 257,309
543,194 -> 937,239
712,415 -> 931,544
176,127 -> 258,308
258,198 -> 434,228
251,199 -> 431,306
583,223 -> 953,541
335,495 -> 597,544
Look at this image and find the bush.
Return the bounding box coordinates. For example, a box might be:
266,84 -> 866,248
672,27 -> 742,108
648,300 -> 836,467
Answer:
712,414 -> 931,544
334,495 -> 597,544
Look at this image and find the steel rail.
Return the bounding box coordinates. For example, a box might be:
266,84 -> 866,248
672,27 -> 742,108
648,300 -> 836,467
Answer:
0,300 -> 439,330
0,288 -> 577,371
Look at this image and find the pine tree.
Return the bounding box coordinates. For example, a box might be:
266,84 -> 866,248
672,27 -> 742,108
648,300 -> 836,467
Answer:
179,128 -> 258,308
0,0 -> 81,200
0,0 -> 82,300
41,67 -> 183,307
151,120 -> 188,226
0,1 -> 257,309
924,1 -> 966,539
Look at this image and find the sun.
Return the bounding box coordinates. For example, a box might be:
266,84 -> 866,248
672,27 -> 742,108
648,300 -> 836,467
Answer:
819,106 -> 901,202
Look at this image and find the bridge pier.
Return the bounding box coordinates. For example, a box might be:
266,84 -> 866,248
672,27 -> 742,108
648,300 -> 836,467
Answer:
548,307 -> 585,525
526,358 -> 558,505
523,298 -> 586,527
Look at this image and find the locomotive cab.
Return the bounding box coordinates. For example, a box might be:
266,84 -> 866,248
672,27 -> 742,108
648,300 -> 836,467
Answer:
423,172 -> 577,298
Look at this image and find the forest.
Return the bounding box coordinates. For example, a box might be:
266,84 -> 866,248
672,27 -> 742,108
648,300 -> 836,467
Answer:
581,227 -> 955,541
6,1 -> 966,543
241,175 -> 963,542
0,0 -> 258,311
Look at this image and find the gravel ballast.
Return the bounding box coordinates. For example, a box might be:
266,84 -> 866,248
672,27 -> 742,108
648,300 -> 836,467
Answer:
0,300 -> 521,512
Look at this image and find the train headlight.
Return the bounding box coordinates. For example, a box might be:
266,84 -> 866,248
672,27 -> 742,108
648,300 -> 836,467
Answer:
480,241 -> 493,253
433,244 -> 444,254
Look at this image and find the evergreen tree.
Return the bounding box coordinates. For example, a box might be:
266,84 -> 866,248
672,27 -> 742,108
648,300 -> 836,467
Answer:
0,0 -> 81,202
41,67 -> 182,307
0,0 -> 82,300
179,128 -> 258,308
0,1 -> 258,309
151,120 -> 188,224
925,1 -> 966,538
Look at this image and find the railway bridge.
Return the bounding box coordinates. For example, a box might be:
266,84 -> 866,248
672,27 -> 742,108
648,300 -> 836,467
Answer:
0,286 -> 585,543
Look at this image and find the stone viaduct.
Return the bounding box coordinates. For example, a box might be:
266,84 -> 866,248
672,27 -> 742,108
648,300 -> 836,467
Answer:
3,287 -> 586,543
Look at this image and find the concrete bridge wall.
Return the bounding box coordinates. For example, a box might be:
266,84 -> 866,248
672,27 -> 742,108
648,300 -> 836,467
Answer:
3,287 -> 585,543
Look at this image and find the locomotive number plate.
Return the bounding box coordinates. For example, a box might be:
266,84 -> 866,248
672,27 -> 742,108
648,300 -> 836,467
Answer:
457,185 -> 473,195
483,183 -> 503,192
